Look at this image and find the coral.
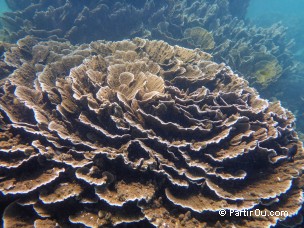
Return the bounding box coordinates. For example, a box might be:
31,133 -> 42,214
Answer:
184,27 -> 215,50
0,41 -> 15,81
150,0 -> 293,88
1,0 -> 162,44
0,0 -> 295,88
253,53 -> 283,86
0,38 -> 303,227
228,49 -> 283,87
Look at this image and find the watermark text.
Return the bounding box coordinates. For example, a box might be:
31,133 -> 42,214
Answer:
219,209 -> 288,217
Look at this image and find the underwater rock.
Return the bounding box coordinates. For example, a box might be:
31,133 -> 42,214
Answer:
0,38 -> 303,227
0,0 -> 295,88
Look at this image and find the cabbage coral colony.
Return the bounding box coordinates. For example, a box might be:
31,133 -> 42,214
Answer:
0,37 -> 303,227
0,0 -> 295,88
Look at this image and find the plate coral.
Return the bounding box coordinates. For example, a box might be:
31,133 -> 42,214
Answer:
0,37 -> 303,227
0,0 -> 295,88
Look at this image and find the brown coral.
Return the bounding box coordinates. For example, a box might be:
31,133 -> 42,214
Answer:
0,38 -> 303,227
0,0 -> 295,89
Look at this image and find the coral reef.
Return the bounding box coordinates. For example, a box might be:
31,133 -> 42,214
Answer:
233,51 -> 283,87
1,0 -> 162,44
0,0 -> 295,88
183,27 -> 215,50
247,3 -> 304,136
260,65 -> 304,135
0,41 -> 15,81
150,1 -> 295,88
0,37 -> 303,227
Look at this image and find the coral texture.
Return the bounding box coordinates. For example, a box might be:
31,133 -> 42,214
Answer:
0,41 -> 15,81
150,0 -> 295,88
0,38 -> 303,227
0,0 -> 295,88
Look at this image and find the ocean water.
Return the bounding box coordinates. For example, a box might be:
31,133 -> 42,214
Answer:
0,1 -> 9,15
0,1 -> 304,227
247,0 -> 304,22
247,0 -> 304,137
247,0 -> 304,58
